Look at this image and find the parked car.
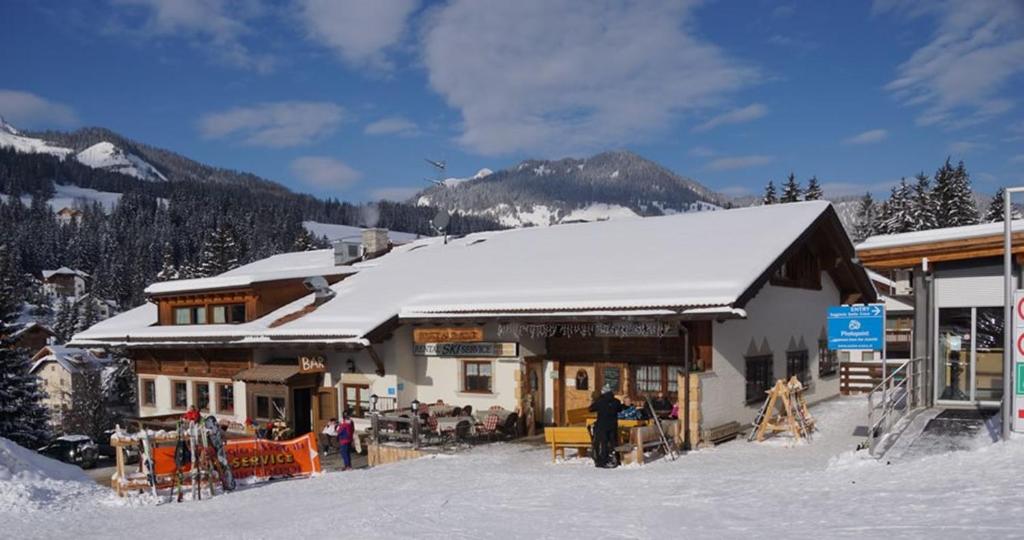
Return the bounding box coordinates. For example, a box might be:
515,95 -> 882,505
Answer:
37,435 -> 100,469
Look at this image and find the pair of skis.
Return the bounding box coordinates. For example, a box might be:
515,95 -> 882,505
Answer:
167,417 -> 236,502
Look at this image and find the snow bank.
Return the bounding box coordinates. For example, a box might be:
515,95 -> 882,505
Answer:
0,437 -> 113,513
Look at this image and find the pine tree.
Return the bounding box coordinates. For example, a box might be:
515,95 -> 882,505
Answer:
53,297 -> 77,343
77,296 -> 98,334
0,267 -> 51,448
762,181 -> 777,205
196,223 -> 242,277
853,192 -> 878,243
804,176 -> 823,201
910,172 -> 938,231
934,158 -> 979,227
155,243 -> 179,281
61,369 -> 115,441
985,187 -> 1022,223
881,178 -> 915,234
780,173 -> 802,203
292,228 -> 317,251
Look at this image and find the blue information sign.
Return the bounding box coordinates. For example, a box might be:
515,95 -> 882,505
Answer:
827,304 -> 885,351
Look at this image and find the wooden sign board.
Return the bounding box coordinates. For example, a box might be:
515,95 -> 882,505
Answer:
298,355 -> 326,373
413,342 -> 518,357
413,327 -> 483,344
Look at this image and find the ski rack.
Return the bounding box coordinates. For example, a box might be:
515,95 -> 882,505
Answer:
750,377 -> 816,443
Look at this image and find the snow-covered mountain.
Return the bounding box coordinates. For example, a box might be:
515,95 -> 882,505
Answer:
0,117 -> 73,158
75,141 -> 167,182
415,150 -> 727,227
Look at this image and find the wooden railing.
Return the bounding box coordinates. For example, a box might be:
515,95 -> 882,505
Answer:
840,360 -> 908,395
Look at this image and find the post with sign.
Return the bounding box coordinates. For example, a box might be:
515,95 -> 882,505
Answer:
828,304 -> 887,402
1012,291 -> 1024,433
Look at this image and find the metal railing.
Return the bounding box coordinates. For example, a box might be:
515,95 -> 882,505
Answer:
866,357 -> 925,457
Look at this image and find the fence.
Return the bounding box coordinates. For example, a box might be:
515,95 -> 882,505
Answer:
840,360 -> 909,395
866,357 -> 925,457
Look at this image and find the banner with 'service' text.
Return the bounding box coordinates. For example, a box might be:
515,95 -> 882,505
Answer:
152,432 -> 321,479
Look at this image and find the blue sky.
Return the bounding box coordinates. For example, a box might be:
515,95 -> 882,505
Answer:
1,0 -> 1022,202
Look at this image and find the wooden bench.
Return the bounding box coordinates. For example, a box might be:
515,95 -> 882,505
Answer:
566,407 -> 593,426
544,426 -> 591,462
701,421 -> 743,446
620,420 -> 677,465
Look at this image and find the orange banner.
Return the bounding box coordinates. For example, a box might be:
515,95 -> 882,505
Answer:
153,432 -> 321,479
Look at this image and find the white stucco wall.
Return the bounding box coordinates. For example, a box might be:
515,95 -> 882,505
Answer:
137,374 -> 244,423
702,272 -> 842,429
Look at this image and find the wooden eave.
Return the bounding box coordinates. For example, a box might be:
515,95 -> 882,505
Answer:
857,232 -> 1024,270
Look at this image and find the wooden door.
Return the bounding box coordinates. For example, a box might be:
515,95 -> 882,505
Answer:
525,359 -> 545,430
312,387 -> 338,434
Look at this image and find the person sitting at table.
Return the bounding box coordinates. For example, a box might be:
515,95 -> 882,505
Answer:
319,418 -> 339,455
651,393 -> 674,418
618,398 -> 643,421
463,405 -> 473,417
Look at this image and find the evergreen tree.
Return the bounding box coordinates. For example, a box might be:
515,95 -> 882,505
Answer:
106,356 -> 137,417
0,270 -> 51,448
853,192 -> 878,243
780,173 -> 802,203
77,296 -> 98,334
292,228 -> 317,251
155,243 -> 179,281
762,181 -> 777,205
934,158 -> 979,227
53,297 -> 77,343
61,369 -> 115,441
985,187 -> 1021,223
804,176 -> 823,201
881,178 -> 915,234
195,223 -> 242,277
910,172 -> 938,231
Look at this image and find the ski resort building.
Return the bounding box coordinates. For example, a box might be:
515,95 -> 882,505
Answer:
858,221 -> 1024,409
29,345 -> 113,426
73,202 -> 875,441
41,267 -> 89,299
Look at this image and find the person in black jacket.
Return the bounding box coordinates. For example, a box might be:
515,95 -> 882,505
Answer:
588,384 -> 623,468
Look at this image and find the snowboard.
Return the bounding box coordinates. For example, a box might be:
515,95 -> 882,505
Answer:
172,420 -> 189,503
204,416 -> 236,491
139,430 -> 158,497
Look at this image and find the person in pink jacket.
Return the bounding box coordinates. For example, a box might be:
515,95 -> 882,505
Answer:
337,409 -> 356,471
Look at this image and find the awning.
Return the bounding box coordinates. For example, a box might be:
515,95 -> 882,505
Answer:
233,364 -> 302,384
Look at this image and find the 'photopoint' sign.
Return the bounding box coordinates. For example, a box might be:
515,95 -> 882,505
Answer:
827,304 -> 885,351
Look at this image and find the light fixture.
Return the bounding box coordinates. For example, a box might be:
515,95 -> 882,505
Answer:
411,399 -> 420,413
369,394 -> 378,412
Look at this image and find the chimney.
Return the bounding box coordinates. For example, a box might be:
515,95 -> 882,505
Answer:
361,228 -> 390,259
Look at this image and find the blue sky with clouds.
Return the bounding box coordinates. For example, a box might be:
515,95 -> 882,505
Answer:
1,0 -> 1022,202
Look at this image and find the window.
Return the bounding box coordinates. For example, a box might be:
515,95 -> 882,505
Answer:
173,306 -> 206,325
745,355 -> 773,403
787,350 -> 810,385
634,365 -> 663,394
347,244 -> 359,257
771,246 -> 821,290
173,380 -> 188,408
217,383 -> 234,412
211,304 -> 246,324
463,361 -> 492,393
141,379 -> 156,406
666,365 -> 683,394
818,340 -> 838,377
195,382 -> 210,411
256,395 -> 286,420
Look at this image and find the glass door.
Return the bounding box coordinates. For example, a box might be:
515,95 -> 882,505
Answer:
937,307 -> 1005,405
938,308 -> 971,401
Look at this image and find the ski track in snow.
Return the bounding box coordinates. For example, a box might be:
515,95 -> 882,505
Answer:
3,397 -> 1024,539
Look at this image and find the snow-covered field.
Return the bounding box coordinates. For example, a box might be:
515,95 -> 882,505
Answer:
3,397 -> 1023,539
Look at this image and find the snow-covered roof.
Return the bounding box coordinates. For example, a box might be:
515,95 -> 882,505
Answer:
41,267 -> 89,280
302,221 -> 421,244
144,249 -> 358,295
29,345 -> 110,374
75,202 -> 867,347
858,220 -> 1024,251
866,269 -> 894,288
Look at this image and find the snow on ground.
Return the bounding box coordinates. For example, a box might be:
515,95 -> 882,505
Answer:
562,202 -> 640,222
4,397 -> 1024,539
0,437 -> 117,514
0,126 -> 73,158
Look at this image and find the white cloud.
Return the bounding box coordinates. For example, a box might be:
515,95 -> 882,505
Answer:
290,156 -> 361,191
692,103 -> 768,132
843,129 -> 889,145
198,101 -> 344,147
878,0 -> 1024,127
0,89 -> 78,128
948,140 -> 986,155
297,0 -> 419,70
112,0 -> 273,72
688,145 -> 716,158
364,116 -> 420,137
369,186 -> 419,201
421,0 -> 756,156
704,155 -> 774,171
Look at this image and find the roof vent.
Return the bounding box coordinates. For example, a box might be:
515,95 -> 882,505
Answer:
303,276 -> 336,306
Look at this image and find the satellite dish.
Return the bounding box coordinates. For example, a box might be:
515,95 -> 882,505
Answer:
432,209 -> 451,232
